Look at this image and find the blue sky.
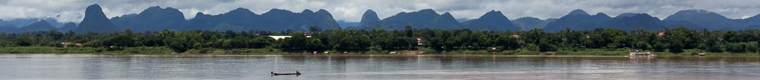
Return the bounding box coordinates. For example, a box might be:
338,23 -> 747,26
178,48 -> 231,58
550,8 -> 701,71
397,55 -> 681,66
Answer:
2,0 -> 760,22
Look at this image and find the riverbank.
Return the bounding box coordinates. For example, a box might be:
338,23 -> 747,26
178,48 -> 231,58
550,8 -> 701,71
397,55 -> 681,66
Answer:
1,47 -> 758,57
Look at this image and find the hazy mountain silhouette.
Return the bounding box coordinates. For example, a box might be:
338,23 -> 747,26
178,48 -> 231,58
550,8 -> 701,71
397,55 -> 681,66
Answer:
188,8 -> 340,31
188,8 -> 266,31
543,10 -> 674,31
742,14 -> 760,29
0,18 -> 62,28
76,4 -> 119,33
603,13 -> 667,31
0,18 -> 66,33
8,4 -> 760,33
360,9 -> 381,28
0,24 -> 19,33
664,9 -> 740,30
513,17 -> 553,31
377,9 -> 462,30
338,21 -> 361,28
544,9 -> 612,31
463,10 -> 518,31
58,23 -> 78,32
111,6 -> 187,32
20,20 -> 56,32
0,18 -> 39,28
306,9 -> 341,30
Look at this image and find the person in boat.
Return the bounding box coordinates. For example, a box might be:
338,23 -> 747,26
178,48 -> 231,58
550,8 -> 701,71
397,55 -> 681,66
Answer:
271,71 -> 301,76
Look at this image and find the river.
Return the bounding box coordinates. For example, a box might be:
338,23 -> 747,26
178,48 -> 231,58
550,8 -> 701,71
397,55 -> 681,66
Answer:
0,54 -> 759,80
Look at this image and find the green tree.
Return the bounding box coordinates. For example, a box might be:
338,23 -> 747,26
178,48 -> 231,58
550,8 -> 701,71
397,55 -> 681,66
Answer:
164,31 -> 203,53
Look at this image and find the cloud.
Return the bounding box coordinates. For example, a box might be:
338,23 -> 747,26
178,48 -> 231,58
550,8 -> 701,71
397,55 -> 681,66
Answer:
1,0 -> 760,23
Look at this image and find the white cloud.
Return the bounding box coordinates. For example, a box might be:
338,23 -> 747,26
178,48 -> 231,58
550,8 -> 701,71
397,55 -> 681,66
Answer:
1,0 -> 760,23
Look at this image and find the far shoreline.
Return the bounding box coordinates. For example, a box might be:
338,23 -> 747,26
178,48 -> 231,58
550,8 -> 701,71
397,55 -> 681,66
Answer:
2,53 -> 759,58
1,47 -> 758,58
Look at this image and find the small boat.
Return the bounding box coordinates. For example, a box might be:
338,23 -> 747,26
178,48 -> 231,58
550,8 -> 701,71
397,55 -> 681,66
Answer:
271,71 -> 302,76
628,50 -> 656,58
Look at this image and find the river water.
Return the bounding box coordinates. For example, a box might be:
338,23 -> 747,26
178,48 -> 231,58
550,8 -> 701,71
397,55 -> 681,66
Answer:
0,54 -> 759,80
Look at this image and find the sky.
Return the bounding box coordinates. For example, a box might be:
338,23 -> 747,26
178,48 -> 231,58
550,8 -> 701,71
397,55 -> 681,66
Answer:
2,0 -> 760,23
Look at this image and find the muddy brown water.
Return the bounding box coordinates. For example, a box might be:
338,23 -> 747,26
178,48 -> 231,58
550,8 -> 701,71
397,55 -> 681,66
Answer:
0,54 -> 758,80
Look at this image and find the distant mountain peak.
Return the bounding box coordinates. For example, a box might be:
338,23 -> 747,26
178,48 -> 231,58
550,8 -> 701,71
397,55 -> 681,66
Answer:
362,9 -> 378,17
86,4 -> 103,12
22,20 -> 55,32
594,13 -> 610,17
378,9 -> 461,29
485,10 -> 502,14
746,13 -> 760,21
667,9 -> 727,20
464,10 -> 518,31
228,8 -> 256,15
545,9 -> 614,32
193,12 -> 210,18
664,9 -> 735,30
315,9 -> 331,15
302,9 -> 315,14
264,9 -> 295,15
145,6 -> 163,10
360,9 -> 381,27
77,4 -> 118,33
139,6 -> 183,17
488,10 -> 498,12
568,9 -> 590,16
195,12 -> 206,16
419,9 -> 436,12
617,13 -> 652,18
316,9 -> 329,13
143,6 -> 179,11
604,12 -> 667,31
513,17 -> 552,31
109,5 -> 188,32
417,9 -> 438,15
591,13 -> 612,20
437,12 -> 457,22
441,12 -> 453,16
481,10 -> 505,18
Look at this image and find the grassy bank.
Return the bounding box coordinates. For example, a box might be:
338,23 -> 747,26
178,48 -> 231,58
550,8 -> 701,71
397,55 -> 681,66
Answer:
0,46 -> 173,54
0,46 -> 102,53
0,47 -> 758,57
0,46 -> 283,55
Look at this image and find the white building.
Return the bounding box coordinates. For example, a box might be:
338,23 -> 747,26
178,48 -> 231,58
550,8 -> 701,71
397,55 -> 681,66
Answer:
269,36 -> 292,40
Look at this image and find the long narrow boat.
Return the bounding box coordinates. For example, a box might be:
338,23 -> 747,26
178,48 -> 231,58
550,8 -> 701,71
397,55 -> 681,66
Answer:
271,71 -> 302,76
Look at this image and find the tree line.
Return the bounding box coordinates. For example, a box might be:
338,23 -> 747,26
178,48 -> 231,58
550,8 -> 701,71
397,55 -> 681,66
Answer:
0,27 -> 758,54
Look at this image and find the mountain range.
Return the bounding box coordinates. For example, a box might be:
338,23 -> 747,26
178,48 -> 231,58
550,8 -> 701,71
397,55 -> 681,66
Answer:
0,18 -> 69,33
186,8 -> 340,32
365,9 -> 463,30
76,4 -> 119,33
512,17 -> 555,31
462,10 -> 519,31
111,6 -> 187,32
3,4 -> 760,33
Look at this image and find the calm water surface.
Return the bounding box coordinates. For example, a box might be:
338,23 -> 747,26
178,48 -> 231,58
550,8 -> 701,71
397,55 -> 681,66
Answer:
1,54 -> 759,80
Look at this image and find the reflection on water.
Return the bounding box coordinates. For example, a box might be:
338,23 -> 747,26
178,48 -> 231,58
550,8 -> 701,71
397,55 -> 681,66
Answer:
0,54 -> 759,80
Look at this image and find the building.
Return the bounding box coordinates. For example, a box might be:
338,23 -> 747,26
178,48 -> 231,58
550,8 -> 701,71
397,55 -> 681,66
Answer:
61,42 -> 83,48
269,36 -> 292,40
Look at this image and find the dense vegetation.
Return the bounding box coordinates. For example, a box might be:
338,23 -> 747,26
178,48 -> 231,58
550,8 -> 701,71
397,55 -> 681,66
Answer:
0,27 -> 758,55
